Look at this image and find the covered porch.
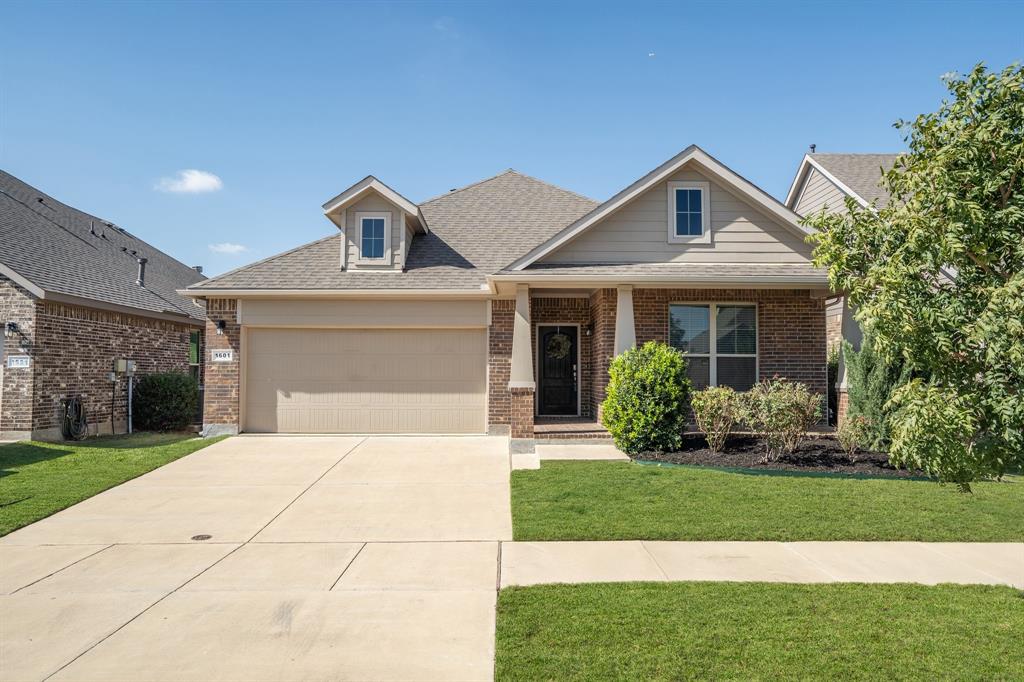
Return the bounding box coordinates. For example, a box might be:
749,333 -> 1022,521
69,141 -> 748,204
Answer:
488,274 -> 829,446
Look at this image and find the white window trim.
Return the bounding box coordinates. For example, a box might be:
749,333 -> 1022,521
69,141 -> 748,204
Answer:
355,212 -> 391,265
669,302 -> 758,388
667,181 -> 712,245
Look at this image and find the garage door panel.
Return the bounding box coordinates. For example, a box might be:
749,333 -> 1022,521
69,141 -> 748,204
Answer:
244,329 -> 486,434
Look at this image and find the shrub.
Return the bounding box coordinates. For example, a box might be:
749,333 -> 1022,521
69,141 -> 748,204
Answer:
132,372 -> 199,432
843,337 -> 912,451
691,387 -> 740,454
740,379 -> 822,462
601,341 -> 691,455
888,381 -> 993,492
836,415 -> 872,462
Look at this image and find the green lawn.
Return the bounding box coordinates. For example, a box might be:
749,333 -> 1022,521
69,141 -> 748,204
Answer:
0,432 -> 225,536
512,461 -> 1023,541
495,582 -> 1024,681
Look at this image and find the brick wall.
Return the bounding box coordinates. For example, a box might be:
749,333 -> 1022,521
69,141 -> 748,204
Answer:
203,298 -> 240,431
589,288 -> 616,418
488,299 -> 514,426
509,387 -> 535,439
31,301 -> 198,436
1,274 -> 202,439
0,276 -> 37,435
531,296 -> 593,418
632,288 -> 827,396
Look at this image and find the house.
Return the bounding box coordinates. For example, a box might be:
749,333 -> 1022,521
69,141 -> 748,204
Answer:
183,145 -> 828,446
0,170 -> 207,440
785,152 -> 899,424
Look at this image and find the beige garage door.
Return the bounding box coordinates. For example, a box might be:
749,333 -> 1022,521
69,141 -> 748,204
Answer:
244,328 -> 486,434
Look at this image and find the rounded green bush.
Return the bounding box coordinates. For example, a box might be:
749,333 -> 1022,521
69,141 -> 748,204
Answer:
601,341 -> 691,455
132,372 -> 199,432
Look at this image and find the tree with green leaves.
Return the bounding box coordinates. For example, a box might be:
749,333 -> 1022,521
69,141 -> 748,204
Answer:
808,63 -> 1023,490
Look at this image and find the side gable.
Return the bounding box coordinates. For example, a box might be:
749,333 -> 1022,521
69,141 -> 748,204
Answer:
791,166 -> 852,217
511,147 -> 814,269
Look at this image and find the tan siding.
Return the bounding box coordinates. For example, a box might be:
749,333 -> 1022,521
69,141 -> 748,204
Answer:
241,299 -> 487,327
244,328 -> 486,433
794,168 -> 849,217
344,193 -> 406,269
542,166 -> 812,264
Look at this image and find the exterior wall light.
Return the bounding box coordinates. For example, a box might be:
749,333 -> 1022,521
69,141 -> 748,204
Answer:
215,320 -> 226,335
4,321 -> 18,338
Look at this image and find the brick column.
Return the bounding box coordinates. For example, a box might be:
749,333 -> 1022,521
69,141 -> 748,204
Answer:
509,386 -> 535,439
836,390 -> 849,429
202,298 -> 240,436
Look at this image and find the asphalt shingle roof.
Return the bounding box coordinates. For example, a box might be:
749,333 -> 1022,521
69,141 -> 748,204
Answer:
0,170 -> 206,321
193,170 -> 599,291
811,154 -> 899,207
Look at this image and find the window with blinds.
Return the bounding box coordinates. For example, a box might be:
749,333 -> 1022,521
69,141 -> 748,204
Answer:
669,303 -> 757,390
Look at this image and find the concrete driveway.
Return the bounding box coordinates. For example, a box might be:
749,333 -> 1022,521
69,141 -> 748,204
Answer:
0,436 -> 511,682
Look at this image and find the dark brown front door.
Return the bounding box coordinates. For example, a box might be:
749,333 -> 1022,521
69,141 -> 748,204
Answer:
538,325 -> 578,415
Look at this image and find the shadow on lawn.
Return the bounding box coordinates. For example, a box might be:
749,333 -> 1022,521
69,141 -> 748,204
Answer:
0,443 -> 75,478
63,432 -> 197,450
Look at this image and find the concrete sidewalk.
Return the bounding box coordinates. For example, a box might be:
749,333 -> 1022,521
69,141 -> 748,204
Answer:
500,541 -> 1024,587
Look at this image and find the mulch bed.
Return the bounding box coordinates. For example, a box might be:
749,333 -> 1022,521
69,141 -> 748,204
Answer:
637,435 -> 924,478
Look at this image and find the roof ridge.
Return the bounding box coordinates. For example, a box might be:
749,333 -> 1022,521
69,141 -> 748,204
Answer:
419,169 -> 518,204
193,232 -> 339,289
502,169 -> 599,204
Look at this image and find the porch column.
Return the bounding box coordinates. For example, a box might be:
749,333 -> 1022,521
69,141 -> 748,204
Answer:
613,285 -> 636,355
836,297 -> 863,428
508,284 -> 535,439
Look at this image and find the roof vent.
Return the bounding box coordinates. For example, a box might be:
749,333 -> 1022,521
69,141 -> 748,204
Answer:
90,221 -> 97,236
136,257 -> 148,287
192,265 -> 203,274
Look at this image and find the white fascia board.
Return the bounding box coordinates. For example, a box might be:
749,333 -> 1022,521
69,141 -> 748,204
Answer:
486,273 -> 830,288
178,288 -> 492,300
786,155 -> 870,210
321,176 -> 422,229
0,263 -> 45,298
506,146 -> 812,271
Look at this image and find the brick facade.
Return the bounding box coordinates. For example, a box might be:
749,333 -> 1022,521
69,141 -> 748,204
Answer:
487,299 -> 514,427
0,276 -> 37,435
1,275 -> 203,440
203,298 -> 241,433
632,288 -> 827,397
185,289 -> 824,439
836,389 -> 849,429
589,288 -> 616,418
531,296 -> 593,418
509,387 -> 535,439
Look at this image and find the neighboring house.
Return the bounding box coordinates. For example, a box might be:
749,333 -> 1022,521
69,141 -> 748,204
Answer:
785,152 -> 899,424
184,145 -> 829,446
0,170 -> 207,440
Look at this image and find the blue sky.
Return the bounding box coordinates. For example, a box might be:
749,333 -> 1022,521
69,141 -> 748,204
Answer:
2,1 -> 1021,276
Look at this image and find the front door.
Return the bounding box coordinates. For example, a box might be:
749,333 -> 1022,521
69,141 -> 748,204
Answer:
538,325 -> 578,415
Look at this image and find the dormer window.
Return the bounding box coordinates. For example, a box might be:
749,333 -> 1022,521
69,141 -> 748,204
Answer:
667,181 -> 711,244
357,213 -> 390,262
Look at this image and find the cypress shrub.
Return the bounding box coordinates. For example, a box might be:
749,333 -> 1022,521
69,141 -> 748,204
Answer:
842,337 -> 912,451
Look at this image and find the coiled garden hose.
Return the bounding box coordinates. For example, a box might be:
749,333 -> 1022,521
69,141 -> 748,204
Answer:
61,397 -> 89,441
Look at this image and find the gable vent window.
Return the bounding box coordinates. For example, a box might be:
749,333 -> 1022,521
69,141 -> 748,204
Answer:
360,217 -> 386,260
669,303 -> 757,391
667,181 -> 711,244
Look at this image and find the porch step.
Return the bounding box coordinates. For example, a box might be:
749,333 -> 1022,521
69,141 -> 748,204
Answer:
532,418 -> 612,440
